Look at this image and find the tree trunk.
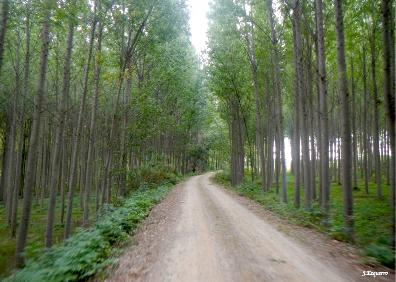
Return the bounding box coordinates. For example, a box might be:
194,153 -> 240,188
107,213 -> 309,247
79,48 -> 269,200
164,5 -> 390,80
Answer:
267,0 -> 287,202
119,65 -> 132,198
370,28 -> 382,199
11,9 -> 31,236
351,60 -> 358,189
60,135 -> 67,224
6,28 -> 23,226
45,8 -> 75,248
381,0 -> 395,249
83,20 -> 103,225
301,35 -> 312,210
15,3 -> 52,266
0,0 -> 9,73
245,15 -> 265,191
230,95 -> 244,186
334,0 -> 354,241
4,110 -> 16,224
64,4 -> 97,238
362,47 -> 369,194
292,0 -> 302,208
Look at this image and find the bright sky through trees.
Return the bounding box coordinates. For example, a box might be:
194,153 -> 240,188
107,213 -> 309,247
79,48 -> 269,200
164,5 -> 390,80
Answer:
187,0 -> 210,55
186,0 -> 292,169
187,0 -> 282,55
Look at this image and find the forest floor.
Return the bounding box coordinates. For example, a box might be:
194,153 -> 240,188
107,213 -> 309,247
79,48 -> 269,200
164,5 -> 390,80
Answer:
0,195 -> 96,277
106,173 -> 394,282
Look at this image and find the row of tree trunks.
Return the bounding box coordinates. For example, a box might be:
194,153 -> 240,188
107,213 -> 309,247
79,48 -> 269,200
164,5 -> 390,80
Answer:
15,1 -> 52,266
44,0 -> 76,248
64,1 -> 97,239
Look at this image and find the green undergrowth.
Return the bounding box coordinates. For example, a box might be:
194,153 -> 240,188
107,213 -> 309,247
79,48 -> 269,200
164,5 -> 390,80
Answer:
5,181 -> 175,282
0,165 -> 182,279
214,171 -> 395,269
126,164 -> 181,191
0,195 -> 96,278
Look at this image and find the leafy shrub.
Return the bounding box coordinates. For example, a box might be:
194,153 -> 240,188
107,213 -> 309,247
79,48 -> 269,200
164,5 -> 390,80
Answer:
127,164 -> 181,191
329,225 -> 349,242
213,171 -> 230,184
6,184 -> 173,282
365,244 -> 395,268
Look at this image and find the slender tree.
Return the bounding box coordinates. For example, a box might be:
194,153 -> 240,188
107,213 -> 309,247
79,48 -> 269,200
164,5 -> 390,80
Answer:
370,26 -> 382,199
45,0 -> 76,248
267,0 -> 287,203
292,0 -> 303,208
0,0 -> 9,73
15,0 -> 52,266
380,0 -> 395,249
83,18 -> 103,226
64,1 -> 97,238
334,0 -> 353,241
315,0 -> 329,218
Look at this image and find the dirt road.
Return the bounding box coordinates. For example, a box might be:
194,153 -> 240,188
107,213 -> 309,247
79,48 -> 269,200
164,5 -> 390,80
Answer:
108,173 -> 394,282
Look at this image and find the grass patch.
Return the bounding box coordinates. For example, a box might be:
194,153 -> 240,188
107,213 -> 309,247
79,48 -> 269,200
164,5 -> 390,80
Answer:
214,171 -> 395,268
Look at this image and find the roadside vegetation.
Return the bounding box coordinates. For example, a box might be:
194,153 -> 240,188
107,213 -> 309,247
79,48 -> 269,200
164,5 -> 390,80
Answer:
4,166 -> 181,281
0,195 -> 96,277
214,171 -> 395,268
